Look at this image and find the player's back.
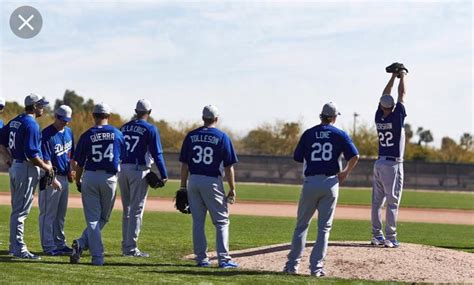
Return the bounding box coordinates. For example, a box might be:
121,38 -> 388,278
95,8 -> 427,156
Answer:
75,125 -> 124,174
120,119 -> 155,165
181,126 -> 235,177
294,124 -> 356,177
375,102 -> 406,158
3,114 -> 40,161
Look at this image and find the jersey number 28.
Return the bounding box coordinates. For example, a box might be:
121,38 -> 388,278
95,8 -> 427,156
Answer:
92,144 -> 114,162
311,142 -> 333,161
192,146 -> 213,165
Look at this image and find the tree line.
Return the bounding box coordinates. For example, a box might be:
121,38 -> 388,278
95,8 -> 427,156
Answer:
2,90 -> 472,163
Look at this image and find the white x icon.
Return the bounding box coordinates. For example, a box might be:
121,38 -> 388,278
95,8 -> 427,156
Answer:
18,14 -> 34,31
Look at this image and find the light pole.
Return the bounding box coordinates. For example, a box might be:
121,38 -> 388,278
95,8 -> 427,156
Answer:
353,112 -> 359,137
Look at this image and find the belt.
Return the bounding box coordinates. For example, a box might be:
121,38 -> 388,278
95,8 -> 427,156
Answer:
190,173 -> 220,178
308,174 -> 337,177
379,156 -> 403,162
86,169 -> 117,175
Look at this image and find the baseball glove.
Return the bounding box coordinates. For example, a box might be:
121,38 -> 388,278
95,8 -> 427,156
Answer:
174,187 -> 191,214
385,62 -> 409,75
39,167 -> 57,191
145,171 -> 165,189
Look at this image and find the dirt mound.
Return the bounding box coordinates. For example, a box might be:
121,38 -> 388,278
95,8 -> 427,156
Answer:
186,241 -> 474,283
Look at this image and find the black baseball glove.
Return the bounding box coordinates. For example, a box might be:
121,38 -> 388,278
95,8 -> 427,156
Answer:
174,187 -> 191,214
385,62 -> 409,76
39,167 -> 57,191
145,171 -> 165,189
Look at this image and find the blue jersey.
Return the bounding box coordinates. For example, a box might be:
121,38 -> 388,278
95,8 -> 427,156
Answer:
41,125 -> 74,175
294,124 -> 358,177
74,125 -> 125,174
0,114 -> 42,161
375,102 -> 407,158
0,119 -> 3,128
179,126 -> 238,177
120,119 -> 168,179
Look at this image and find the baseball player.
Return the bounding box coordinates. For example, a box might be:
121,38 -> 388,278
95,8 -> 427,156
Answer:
371,65 -> 408,248
38,105 -> 75,256
0,97 -> 5,128
70,103 -> 125,266
284,102 -> 359,277
179,105 -> 238,268
118,99 -> 168,257
0,93 -> 53,259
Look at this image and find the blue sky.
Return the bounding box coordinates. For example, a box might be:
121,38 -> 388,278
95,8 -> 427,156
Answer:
0,0 -> 472,146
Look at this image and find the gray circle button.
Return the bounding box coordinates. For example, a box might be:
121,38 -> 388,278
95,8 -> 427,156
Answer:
10,6 -> 43,39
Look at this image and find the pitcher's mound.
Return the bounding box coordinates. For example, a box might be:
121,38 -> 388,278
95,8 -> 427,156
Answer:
186,241 -> 474,283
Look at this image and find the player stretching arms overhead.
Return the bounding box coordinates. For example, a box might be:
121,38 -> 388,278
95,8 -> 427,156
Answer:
371,63 -> 408,248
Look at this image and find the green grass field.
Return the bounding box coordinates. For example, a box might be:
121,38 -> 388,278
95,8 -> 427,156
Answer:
0,174 -> 472,210
0,205 -> 472,283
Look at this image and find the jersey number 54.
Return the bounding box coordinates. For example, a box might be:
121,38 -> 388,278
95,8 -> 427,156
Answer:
92,144 -> 114,162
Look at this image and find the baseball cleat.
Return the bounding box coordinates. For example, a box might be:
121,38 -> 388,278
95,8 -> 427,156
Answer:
123,249 -> 150,258
13,251 -> 41,260
196,261 -> 211,267
44,249 -> 62,256
70,240 -> 82,264
384,239 -> 400,248
282,266 -> 298,275
371,236 -> 385,246
311,268 -> 326,277
58,246 -> 74,256
219,260 -> 239,269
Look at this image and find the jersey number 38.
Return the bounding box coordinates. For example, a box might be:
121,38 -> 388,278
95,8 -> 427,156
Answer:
192,145 -> 213,165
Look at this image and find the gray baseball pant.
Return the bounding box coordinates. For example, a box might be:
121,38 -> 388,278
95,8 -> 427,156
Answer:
285,175 -> 339,273
76,170 -> 117,265
9,161 -> 40,255
371,159 -> 404,240
187,174 -> 231,264
118,164 -> 150,254
39,175 -> 69,252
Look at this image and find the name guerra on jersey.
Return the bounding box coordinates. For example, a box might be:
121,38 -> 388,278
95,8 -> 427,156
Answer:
190,134 -> 219,145
121,125 -> 146,135
376,123 -> 393,130
90,132 -> 115,142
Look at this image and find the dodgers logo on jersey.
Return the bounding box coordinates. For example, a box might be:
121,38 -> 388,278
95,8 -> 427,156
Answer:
54,141 -> 73,156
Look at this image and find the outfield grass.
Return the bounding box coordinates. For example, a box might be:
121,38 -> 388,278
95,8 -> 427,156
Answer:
0,205 -> 472,283
0,174 -> 473,210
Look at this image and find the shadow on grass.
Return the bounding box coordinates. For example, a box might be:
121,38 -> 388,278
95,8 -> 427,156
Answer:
148,269 -> 281,277
0,250 -> 196,267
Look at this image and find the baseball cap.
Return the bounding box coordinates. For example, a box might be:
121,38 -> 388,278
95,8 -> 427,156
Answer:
24,93 -> 49,107
321,102 -> 341,117
379,95 -> 395,108
0,97 -> 5,107
136,99 -> 152,112
93,102 -> 111,114
55,105 -> 72,122
202,105 -> 219,119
